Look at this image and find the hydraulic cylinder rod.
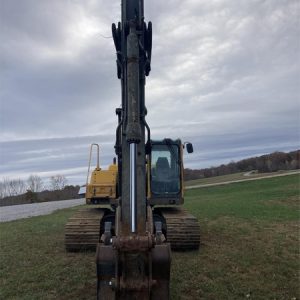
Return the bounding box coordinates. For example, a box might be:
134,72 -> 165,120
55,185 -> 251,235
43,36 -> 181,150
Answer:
129,143 -> 137,232
126,23 -> 141,233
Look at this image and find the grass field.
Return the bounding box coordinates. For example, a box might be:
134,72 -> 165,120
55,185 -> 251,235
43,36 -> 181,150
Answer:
185,169 -> 300,186
0,174 -> 299,299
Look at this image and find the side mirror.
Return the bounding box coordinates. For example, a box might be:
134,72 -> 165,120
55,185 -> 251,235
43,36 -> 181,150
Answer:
186,143 -> 193,154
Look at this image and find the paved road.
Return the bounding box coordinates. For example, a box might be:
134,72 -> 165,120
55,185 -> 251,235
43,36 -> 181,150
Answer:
186,170 -> 300,190
0,198 -> 85,222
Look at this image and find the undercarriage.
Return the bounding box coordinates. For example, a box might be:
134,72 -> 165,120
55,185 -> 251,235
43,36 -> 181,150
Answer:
65,207 -> 200,252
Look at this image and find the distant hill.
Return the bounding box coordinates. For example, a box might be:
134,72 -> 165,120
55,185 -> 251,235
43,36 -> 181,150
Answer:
184,150 -> 300,181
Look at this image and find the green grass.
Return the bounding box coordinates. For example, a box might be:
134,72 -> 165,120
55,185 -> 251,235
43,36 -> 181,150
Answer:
185,174 -> 299,221
185,169 -> 300,186
1,175 -> 299,299
0,207 -> 96,300
174,174 -> 300,300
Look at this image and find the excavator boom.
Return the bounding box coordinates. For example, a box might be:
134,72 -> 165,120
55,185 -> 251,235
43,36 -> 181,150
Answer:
96,1 -> 171,299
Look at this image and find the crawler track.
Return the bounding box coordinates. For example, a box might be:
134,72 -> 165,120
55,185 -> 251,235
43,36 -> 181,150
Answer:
65,208 -> 105,251
160,207 -> 200,251
65,206 -> 200,251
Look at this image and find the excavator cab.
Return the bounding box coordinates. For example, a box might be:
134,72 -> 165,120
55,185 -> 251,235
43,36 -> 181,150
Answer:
148,139 -> 192,205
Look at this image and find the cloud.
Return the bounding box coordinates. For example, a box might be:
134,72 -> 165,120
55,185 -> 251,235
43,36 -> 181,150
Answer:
0,0 -> 299,184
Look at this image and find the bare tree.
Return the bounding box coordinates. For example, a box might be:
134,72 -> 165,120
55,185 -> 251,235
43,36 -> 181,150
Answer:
3,177 -> 12,197
0,181 -> 5,199
17,179 -> 27,195
0,177 -> 27,198
50,174 -> 67,190
9,179 -> 26,196
27,175 -> 43,193
1,177 -> 16,197
0,178 -> 10,198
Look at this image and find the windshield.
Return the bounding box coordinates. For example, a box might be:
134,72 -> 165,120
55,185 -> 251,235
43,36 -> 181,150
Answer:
151,144 -> 180,195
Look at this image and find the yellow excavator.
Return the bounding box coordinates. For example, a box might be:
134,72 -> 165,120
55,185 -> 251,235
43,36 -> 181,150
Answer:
65,1 -> 200,298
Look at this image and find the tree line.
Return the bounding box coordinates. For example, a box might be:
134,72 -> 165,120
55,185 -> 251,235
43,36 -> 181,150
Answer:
0,174 -> 68,199
184,150 -> 300,181
0,173 -> 81,206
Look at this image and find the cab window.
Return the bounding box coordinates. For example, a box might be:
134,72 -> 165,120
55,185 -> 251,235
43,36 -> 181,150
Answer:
151,144 -> 180,195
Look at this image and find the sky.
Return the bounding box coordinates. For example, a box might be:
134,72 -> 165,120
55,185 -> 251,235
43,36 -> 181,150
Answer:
0,0 -> 299,186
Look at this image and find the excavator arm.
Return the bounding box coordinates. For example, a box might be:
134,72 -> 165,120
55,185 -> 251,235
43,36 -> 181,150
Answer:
96,1 -> 171,299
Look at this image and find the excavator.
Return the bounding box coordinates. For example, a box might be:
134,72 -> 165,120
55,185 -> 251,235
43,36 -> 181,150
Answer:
65,1 -> 200,299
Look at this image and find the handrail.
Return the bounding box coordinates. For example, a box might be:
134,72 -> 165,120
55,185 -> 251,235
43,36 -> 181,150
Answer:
86,143 -> 100,186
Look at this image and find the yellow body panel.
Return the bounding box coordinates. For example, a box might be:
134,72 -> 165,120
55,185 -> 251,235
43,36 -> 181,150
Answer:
86,164 -> 118,203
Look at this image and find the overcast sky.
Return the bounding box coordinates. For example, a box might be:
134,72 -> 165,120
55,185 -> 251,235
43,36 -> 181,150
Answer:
0,0 -> 299,186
